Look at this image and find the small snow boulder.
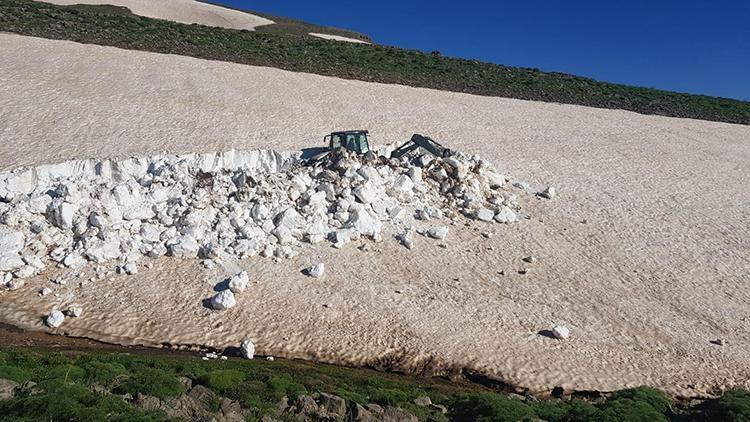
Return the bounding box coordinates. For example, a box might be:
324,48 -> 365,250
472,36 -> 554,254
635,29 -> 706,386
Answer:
123,262 -> 138,275
396,230 -> 414,249
304,263 -> 325,278
391,174 -> 414,194
494,206 -> 518,224
347,209 -> 382,237
228,271 -> 249,293
475,208 -> 495,222
240,340 -> 255,359
427,226 -> 449,240
0,230 -> 24,253
274,208 -> 304,229
353,182 -> 378,204
552,325 -> 570,340
211,290 -> 236,310
0,230 -> 25,272
52,202 -> 77,230
46,310 -> 65,328
540,186 -> 557,199
169,235 -> 200,258
483,171 -> 507,188
66,304 -> 83,318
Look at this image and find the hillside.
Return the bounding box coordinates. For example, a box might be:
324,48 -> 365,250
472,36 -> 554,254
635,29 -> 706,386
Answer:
1,0 -> 750,410
1,0 -> 747,124
39,0 -> 373,42
36,0 -> 274,30
2,32 -> 750,397
196,0 -> 373,43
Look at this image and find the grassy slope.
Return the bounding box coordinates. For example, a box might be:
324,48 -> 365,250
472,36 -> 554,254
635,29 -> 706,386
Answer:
2,0 -> 749,125
1,348 -> 749,421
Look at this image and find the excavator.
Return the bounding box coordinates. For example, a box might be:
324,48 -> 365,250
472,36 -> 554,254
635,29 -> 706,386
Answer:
307,130 -> 452,163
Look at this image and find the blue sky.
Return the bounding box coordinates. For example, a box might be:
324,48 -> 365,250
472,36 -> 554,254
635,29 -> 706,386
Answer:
219,0 -> 750,101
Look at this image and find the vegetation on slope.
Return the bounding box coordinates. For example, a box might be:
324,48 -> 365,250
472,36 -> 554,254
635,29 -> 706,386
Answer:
196,0 -> 373,42
1,0 -> 749,125
1,348 -> 749,421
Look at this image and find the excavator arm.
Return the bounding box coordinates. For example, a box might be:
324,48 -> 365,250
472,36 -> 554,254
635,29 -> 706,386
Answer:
390,134 -> 453,160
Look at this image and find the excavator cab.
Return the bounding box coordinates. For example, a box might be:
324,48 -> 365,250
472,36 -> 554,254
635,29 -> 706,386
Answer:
324,130 -> 370,154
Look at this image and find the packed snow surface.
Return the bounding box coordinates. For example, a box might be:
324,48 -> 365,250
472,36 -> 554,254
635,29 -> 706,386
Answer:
308,33 -> 370,44
1,34 -> 749,397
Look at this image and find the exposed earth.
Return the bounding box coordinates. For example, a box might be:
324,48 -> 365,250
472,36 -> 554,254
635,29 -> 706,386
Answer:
1,33 -> 749,398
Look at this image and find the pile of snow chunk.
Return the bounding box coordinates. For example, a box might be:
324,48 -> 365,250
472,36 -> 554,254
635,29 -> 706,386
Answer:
0,146 -> 532,288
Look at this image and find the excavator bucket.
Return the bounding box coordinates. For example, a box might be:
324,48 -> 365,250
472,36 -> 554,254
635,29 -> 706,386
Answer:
390,134 -> 452,160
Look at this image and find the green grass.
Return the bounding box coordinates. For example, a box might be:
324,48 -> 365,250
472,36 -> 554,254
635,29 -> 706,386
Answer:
0,348 -> 749,421
1,0 -> 748,125
197,369 -> 246,392
113,366 -> 186,400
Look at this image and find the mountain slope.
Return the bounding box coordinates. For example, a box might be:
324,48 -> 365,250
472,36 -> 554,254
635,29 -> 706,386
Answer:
1,0 -> 747,124
2,34 -> 750,397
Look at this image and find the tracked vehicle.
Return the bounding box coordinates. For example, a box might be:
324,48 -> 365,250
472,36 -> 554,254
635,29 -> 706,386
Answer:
307,130 -> 452,164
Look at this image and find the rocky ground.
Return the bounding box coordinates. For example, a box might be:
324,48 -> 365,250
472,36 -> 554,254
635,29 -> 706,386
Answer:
131,385 -> 424,422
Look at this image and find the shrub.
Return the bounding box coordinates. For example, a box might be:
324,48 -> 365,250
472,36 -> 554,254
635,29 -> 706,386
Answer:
82,361 -> 128,386
590,388 -> 672,422
41,364 -> 87,382
40,352 -> 74,366
1,349 -> 41,370
607,386 -> 671,414
0,365 -> 33,383
267,373 -> 306,399
449,392 -> 536,422
707,389 -> 750,421
173,360 -> 208,380
114,367 -> 185,399
198,369 -> 246,392
533,398 -> 597,421
591,398 -> 668,421
371,387 -> 410,406
0,378 -> 167,421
